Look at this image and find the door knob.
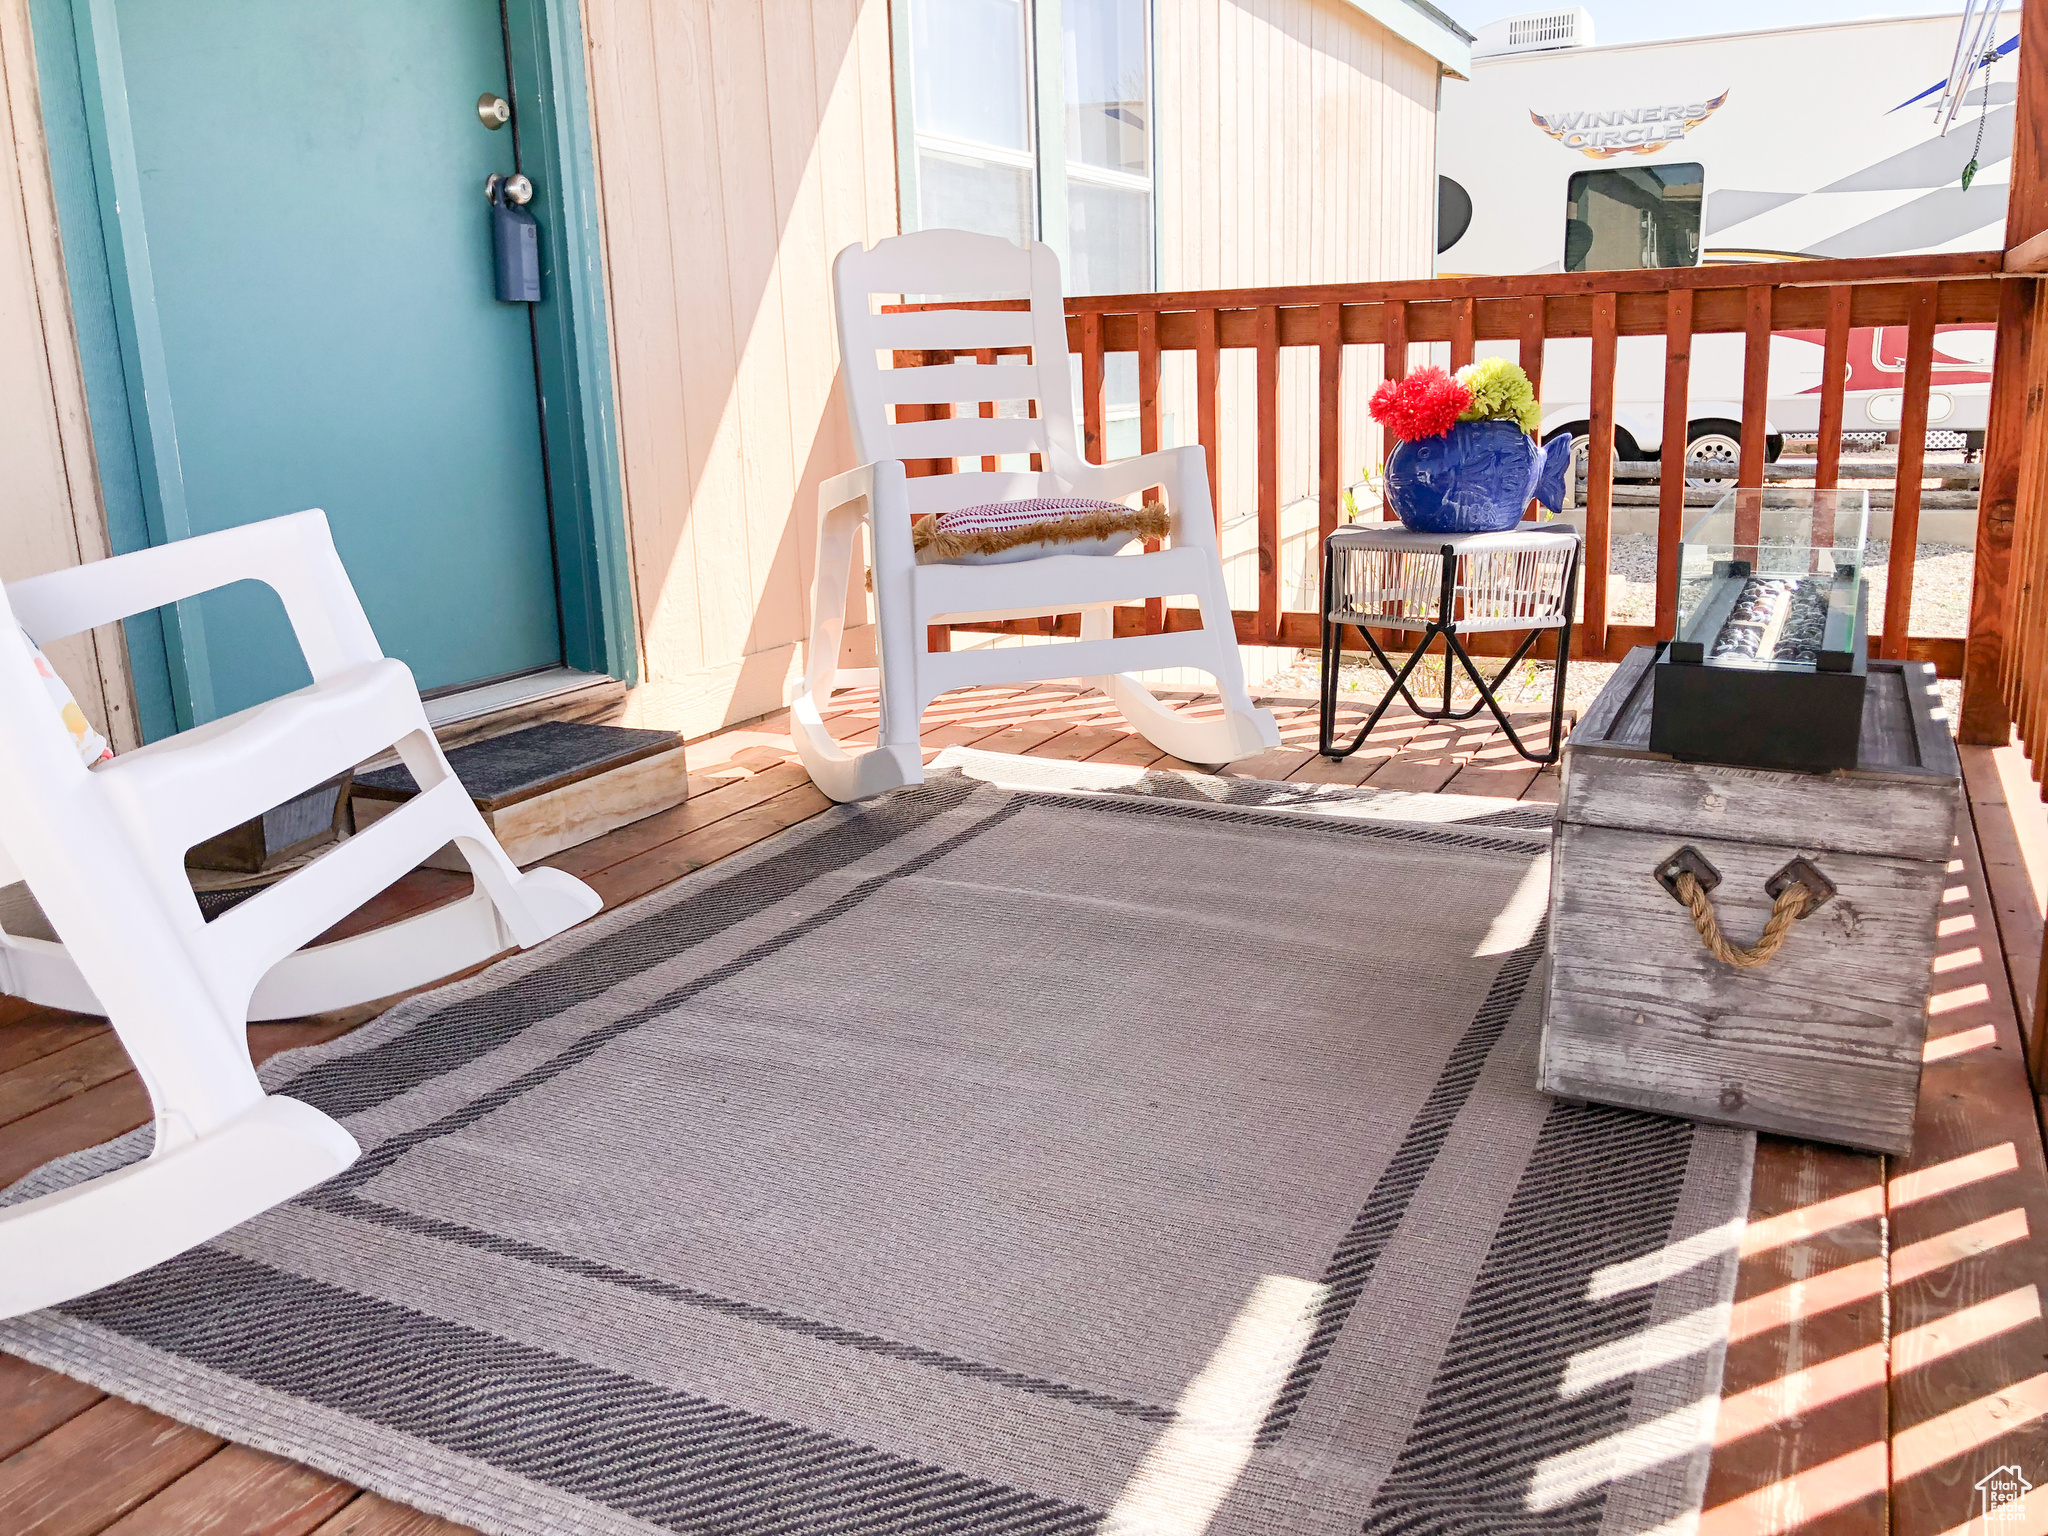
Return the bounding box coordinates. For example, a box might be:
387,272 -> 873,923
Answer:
484,172 -> 533,206
477,93 -> 511,129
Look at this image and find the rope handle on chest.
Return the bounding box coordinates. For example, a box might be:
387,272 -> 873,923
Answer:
1654,847 -> 1837,971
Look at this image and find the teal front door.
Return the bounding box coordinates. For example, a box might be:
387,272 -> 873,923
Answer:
105,0 -> 564,722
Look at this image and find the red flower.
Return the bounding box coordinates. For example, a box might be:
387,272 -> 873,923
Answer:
1369,366 -> 1471,441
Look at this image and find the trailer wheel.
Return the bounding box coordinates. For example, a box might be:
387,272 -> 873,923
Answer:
1546,424 -> 1640,501
1685,422 -> 1743,489
1685,420 -> 1783,488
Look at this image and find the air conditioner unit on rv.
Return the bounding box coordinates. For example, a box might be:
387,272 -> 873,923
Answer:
1472,8 -> 1595,59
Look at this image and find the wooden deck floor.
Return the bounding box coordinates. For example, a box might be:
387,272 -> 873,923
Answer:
1,682 -> 2045,1536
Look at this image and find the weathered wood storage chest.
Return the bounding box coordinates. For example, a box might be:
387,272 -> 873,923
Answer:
1539,646 -> 1961,1153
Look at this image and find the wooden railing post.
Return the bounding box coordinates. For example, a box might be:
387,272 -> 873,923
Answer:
2004,285 -> 2048,762
1450,298 -> 1476,372
1738,286 -> 1772,548
1815,287 -> 1852,492
1318,302 -> 1343,552
1256,304 -> 1281,643
1963,279 -> 2035,742
1995,0 -> 2048,762
974,348 -> 999,472
1079,312 -> 1106,466
1519,296 -> 1547,523
1137,311 -> 1165,633
1656,290 -> 1693,639
1382,300 -> 1408,382
1585,292 -> 1619,658
1883,284 -> 1938,661
1196,307 -> 1222,535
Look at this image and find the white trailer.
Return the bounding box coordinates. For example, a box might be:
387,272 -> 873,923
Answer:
1436,8 -> 2012,480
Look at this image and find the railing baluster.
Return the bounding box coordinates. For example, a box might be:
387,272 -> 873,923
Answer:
1883,283 -> 1938,660
1138,310 -> 1163,634
1382,300 -> 1408,382
1967,281 -> 2031,743
906,347 -> 956,653
1518,296 -> 1546,398
1196,307 -> 1222,535
1992,284 -> 2042,735
1257,304 -> 1281,644
2011,292 -> 2044,755
1081,312 -> 1105,466
1450,298 -> 1476,371
895,349 -> 944,479
1738,286 -> 1772,550
2010,291 -> 2048,761
1815,287 -> 1852,491
1585,292 -> 1619,660
1657,289 -> 1693,639
1519,297 -> 1547,522
927,350 -> 958,653
1318,302 -> 1343,548
975,348 -> 999,472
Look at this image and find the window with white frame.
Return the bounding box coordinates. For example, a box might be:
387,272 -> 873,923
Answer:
898,0 -> 1154,299
908,0 -> 1038,249
1062,0 -> 1153,295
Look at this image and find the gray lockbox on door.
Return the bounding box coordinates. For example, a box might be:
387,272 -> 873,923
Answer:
492,181 -> 540,303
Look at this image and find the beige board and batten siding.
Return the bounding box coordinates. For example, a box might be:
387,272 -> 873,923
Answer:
0,0 -> 141,752
1156,0 -> 1445,686
584,0 -> 899,742
602,0 -> 1459,720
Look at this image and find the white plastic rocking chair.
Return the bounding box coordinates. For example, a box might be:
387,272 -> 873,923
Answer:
0,510 -> 600,1318
794,230 -> 1279,802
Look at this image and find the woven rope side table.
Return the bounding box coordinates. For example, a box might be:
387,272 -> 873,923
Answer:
1318,521 -> 1582,765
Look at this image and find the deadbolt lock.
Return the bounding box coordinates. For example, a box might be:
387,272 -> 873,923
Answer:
477,93 -> 511,129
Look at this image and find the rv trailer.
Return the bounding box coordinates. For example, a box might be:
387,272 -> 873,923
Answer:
1437,8 -> 2013,479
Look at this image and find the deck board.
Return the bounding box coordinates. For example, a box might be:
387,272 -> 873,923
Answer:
0,681 -> 2041,1535
0,1358 -> 101,1464
97,1444 -> 356,1536
1700,1136 -> 1890,1536
0,1396 -> 224,1536
1886,820 -> 2048,1535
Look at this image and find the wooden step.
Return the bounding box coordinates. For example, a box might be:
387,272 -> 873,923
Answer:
352,721 -> 688,870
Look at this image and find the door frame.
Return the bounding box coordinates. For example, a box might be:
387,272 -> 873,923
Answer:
29,0 -> 637,740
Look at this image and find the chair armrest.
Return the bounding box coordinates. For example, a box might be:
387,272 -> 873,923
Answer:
6,511 -> 384,680
820,463 -> 877,514
818,460 -> 914,563
1056,447 -> 1218,549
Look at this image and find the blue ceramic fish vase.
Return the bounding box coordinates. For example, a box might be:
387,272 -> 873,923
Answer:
1383,421 -> 1571,534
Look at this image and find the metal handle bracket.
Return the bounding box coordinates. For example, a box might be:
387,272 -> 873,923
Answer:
1656,845 -> 1721,905
1766,857 -> 1836,916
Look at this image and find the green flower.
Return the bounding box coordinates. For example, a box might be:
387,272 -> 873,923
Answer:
1454,358 -> 1542,435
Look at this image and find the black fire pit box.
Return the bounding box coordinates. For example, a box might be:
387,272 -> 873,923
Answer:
1650,488 -> 1871,774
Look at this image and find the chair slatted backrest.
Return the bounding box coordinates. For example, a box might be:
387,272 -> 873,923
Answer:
833,231 -> 1084,518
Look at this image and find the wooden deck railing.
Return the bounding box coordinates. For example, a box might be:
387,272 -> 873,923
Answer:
1991,272 -> 2048,762
898,250 -> 2010,677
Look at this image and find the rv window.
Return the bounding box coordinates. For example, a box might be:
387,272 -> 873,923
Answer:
1564,164 -> 1703,273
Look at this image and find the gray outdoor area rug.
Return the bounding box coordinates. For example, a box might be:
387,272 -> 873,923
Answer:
1,748 -> 1752,1536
